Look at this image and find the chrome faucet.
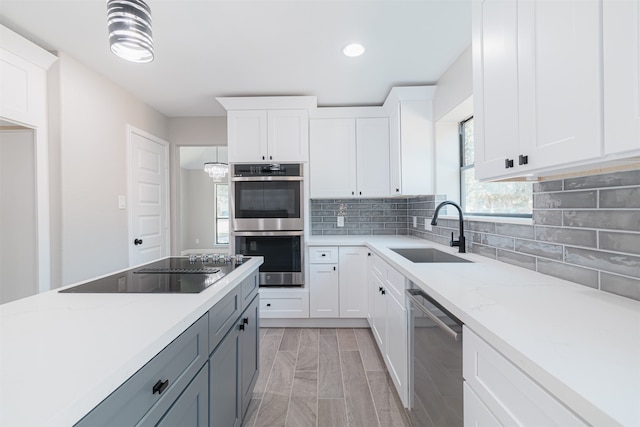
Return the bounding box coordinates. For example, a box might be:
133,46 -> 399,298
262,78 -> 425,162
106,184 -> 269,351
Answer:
431,201 -> 466,253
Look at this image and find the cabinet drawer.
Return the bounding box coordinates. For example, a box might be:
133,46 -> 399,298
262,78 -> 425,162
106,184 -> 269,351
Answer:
75,315 -> 209,427
386,265 -> 406,301
309,246 -> 339,263
463,327 -> 586,426
240,272 -> 259,311
261,296 -> 308,318
209,286 -> 241,354
372,254 -> 387,278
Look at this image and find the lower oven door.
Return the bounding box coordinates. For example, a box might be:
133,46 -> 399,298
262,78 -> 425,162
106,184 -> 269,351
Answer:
233,231 -> 304,286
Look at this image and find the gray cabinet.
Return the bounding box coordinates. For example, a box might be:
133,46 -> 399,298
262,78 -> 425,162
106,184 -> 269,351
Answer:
153,365 -> 209,427
75,269 -> 261,427
239,294 -> 259,417
209,289 -> 259,427
75,314 -> 209,426
209,322 -> 241,427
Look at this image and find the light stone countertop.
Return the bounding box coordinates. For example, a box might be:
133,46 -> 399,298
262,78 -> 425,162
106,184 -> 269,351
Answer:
0,257 -> 263,427
308,235 -> 640,427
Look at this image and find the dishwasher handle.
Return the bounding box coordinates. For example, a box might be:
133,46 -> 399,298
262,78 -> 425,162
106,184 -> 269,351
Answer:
406,289 -> 462,342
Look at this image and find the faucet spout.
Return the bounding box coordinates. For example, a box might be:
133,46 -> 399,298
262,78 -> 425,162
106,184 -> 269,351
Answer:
431,201 -> 466,253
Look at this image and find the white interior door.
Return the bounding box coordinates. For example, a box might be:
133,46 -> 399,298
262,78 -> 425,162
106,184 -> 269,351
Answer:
128,126 -> 169,266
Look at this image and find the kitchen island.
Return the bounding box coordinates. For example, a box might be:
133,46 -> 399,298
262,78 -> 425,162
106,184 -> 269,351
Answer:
0,256 -> 263,426
308,236 -> 640,427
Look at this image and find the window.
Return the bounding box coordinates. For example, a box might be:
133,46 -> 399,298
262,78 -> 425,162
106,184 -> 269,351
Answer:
460,117 -> 532,216
215,183 -> 229,244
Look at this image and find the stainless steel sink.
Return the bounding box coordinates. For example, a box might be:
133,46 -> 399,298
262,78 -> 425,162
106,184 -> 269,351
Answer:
390,247 -> 472,263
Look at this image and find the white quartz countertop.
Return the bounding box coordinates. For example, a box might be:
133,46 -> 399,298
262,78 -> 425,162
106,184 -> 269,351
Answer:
0,257 -> 263,427
308,236 -> 640,427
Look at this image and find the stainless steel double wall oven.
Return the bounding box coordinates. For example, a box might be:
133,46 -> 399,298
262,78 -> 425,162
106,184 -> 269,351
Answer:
231,164 -> 304,287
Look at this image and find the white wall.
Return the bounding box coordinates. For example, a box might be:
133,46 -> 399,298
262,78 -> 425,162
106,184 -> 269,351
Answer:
433,46 -> 473,122
0,129 -> 37,302
180,169 -> 216,251
48,52 -> 169,286
169,117 -> 227,254
433,46 -> 473,206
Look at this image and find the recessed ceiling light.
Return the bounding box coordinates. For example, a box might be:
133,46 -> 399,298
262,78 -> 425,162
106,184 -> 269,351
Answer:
343,43 -> 365,58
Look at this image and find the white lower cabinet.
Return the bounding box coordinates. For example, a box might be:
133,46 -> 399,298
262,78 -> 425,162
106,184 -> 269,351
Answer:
338,246 -> 369,318
259,288 -> 309,318
367,253 -> 408,406
463,326 -> 587,427
308,246 -> 369,318
463,382 -> 501,427
309,263 -> 339,317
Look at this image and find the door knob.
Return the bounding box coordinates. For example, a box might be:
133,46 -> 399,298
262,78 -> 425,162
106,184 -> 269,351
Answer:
134,238 -> 143,245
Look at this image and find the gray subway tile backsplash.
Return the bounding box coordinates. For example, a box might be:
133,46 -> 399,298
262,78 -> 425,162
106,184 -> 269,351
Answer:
311,169 -> 640,301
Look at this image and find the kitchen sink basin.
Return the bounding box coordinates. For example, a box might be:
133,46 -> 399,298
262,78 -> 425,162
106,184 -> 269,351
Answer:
390,247 -> 472,263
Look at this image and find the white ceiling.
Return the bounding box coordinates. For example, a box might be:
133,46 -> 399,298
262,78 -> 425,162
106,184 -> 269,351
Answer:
0,0 -> 471,117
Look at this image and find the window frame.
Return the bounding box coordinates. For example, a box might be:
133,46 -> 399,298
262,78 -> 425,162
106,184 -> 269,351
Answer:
214,182 -> 229,245
459,116 -> 532,218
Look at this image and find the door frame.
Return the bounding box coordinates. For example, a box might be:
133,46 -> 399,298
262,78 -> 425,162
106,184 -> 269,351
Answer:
126,125 -> 170,266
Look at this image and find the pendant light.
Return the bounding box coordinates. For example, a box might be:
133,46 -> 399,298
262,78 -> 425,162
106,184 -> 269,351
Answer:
204,147 -> 229,183
107,0 -> 154,63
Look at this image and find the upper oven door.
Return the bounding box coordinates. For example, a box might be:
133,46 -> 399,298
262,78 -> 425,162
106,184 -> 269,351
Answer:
231,176 -> 304,231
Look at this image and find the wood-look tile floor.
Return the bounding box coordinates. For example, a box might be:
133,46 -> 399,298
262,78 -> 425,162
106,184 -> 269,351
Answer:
242,328 -> 412,427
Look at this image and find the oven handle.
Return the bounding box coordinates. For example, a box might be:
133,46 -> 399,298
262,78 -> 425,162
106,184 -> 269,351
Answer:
232,230 -> 304,237
231,176 -> 303,182
406,289 -> 462,342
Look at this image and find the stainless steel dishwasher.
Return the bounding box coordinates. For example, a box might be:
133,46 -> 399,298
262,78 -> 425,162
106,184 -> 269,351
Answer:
406,287 -> 463,427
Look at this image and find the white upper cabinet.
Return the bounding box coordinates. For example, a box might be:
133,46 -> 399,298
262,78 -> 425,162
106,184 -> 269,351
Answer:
309,118 -> 357,198
217,96 -> 315,164
309,117 -> 389,198
473,0 -> 603,181
0,26 -> 57,127
603,0 -> 640,156
227,109 -> 308,163
356,118 -> 390,197
388,98 -> 434,196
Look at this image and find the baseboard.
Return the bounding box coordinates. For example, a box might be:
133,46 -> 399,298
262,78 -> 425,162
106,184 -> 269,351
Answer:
260,317 -> 370,328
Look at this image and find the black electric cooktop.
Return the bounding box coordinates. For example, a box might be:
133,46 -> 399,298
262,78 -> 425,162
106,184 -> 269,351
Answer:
60,257 -> 248,294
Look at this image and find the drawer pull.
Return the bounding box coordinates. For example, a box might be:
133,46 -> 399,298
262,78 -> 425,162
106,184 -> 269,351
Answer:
266,303 -> 271,307
152,379 -> 169,395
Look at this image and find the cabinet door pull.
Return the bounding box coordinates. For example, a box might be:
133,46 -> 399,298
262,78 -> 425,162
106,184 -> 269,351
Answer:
396,188 -> 400,192
243,317 -> 249,324
262,156 -> 265,160
352,191 -> 355,195
519,154 -> 529,165
381,289 -> 386,295
333,266 -> 336,271
152,379 -> 169,395
505,158 -> 514,169
359,191 -> 362,195
379,286 -> 383,293
239,323 -> 245,331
